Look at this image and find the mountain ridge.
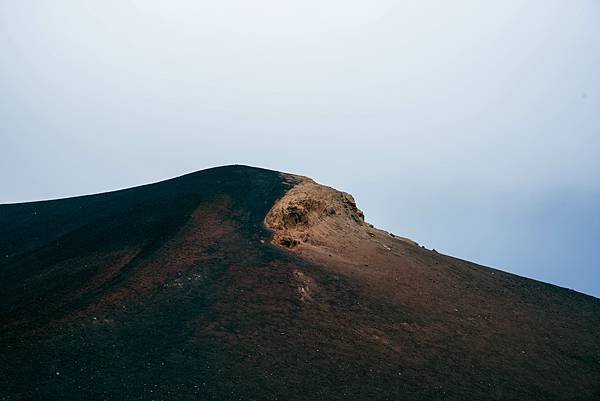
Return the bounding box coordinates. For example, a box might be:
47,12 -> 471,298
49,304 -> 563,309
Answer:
1,165 -> 599,401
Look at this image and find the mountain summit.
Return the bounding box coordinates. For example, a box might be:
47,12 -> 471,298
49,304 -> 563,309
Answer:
1,165 -> 598,400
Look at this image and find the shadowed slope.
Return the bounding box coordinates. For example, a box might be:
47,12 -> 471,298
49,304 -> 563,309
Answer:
1,165 -> 599,401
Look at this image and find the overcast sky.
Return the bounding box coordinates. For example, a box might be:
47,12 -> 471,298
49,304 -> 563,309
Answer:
1,1 -> 599,297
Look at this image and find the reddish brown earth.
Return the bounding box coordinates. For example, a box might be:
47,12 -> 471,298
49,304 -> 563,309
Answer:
1,165 -> 599,401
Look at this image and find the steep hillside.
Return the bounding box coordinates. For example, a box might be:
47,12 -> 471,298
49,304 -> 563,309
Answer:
1,165 -> 599,401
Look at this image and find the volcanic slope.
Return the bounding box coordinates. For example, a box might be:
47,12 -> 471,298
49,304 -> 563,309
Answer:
1,165 -> 599,401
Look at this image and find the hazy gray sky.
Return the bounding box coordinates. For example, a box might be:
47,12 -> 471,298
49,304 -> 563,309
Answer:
1,1 -> 599,296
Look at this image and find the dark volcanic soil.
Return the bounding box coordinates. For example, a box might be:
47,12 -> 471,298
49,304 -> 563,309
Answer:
1,165 -> 599,401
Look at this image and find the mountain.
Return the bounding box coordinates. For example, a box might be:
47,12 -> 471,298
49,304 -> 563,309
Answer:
1,165 -> 598,401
